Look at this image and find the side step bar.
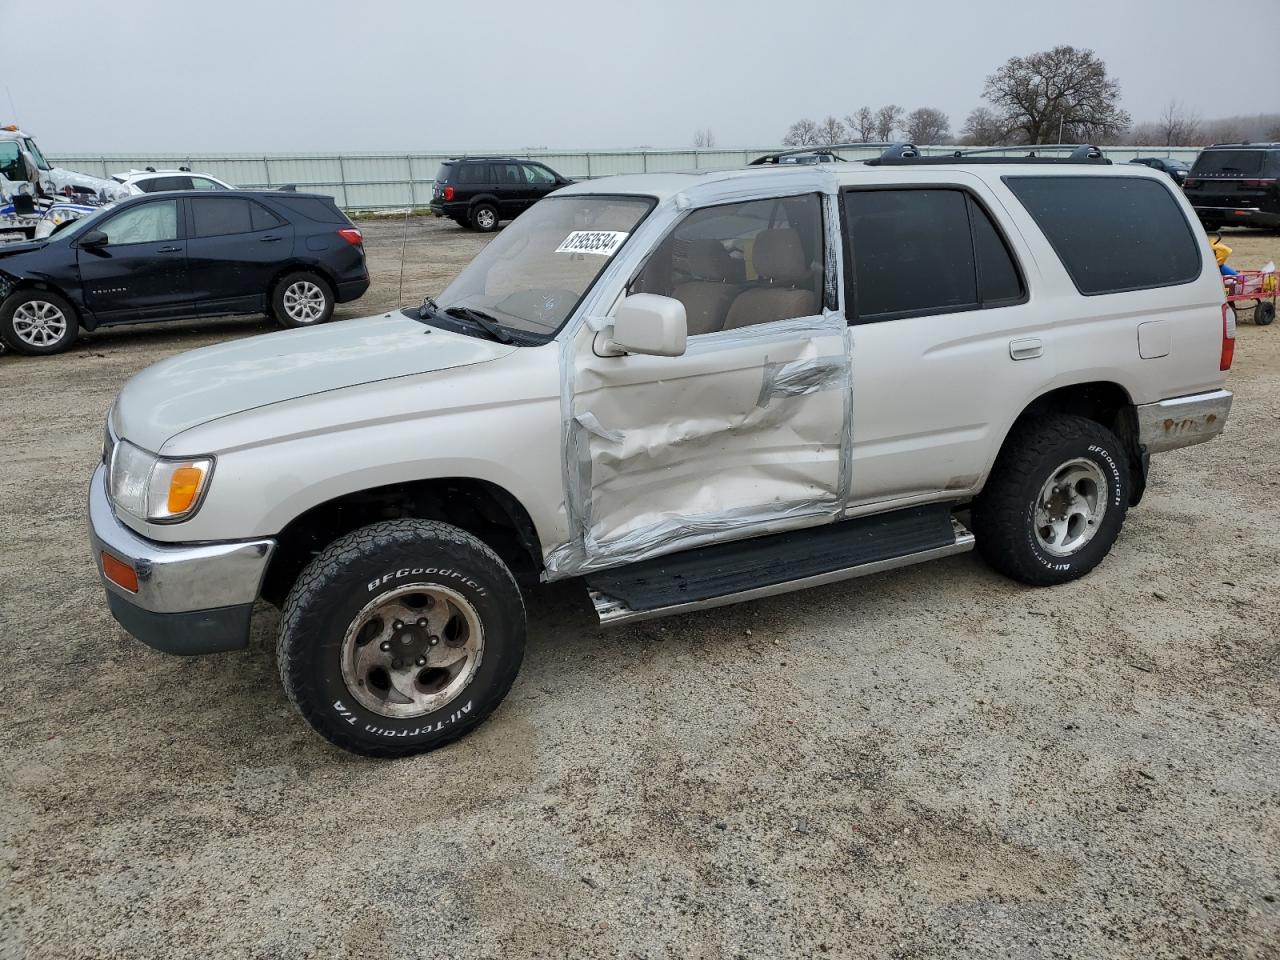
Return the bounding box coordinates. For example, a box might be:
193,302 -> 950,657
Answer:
587,504 -> 975,627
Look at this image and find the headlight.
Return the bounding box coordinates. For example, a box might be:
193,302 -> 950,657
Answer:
108,439 -> 213,523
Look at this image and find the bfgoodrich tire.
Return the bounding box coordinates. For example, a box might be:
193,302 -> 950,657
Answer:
971,415 -> 1130,587
277,519 -> 526,757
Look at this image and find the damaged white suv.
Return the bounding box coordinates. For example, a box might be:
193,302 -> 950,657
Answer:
89,152 -> 1234,756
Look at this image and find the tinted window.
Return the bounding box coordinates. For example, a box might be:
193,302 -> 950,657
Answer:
274,195 -> 346,224
190,177 -> 226,191
249,201 -> 284,231
631,193 -> 826,335
845,189 -> 977,320
191,196 -> 253,237
100,200 -> 179,245
0,142 -> 23,181
456,163 -> 493,185
1005,176 -> 1200,295
141,176 -> 192,192
1191,150 -> 1265,176
971,201 -> 1024,305
496,163 -> 524,185
435,162 -> 455,183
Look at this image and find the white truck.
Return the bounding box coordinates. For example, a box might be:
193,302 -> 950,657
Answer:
89,149 -> 1234,757
0,125 -> 126,241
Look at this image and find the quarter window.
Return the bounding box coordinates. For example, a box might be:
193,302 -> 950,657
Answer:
843,188 -> 1024,321
630,193 -> 826,336
1004,176 -> 1200,295
249,201 -> 284,231
191,197 -> 253,237
99,200 -> 179,245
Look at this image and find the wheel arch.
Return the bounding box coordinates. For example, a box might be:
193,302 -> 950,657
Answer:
991,380 -> 1147,505
260,476 -> 544,606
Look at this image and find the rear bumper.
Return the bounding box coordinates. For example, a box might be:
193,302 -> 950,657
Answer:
1136,389 -> 1232,454
430,201 -> 468,219
87,464 -> 276,655
335,276 -> 370,303
1193,205 -> 1280,227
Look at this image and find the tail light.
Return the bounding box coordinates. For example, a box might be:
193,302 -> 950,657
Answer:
1220,303 -> 1236,371
1240,179 -> 1277,188
337,227 -> 363,246
443,186 -> 455,201
1184,177 -> 1199,188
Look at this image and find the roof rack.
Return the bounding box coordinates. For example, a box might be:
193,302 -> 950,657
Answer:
865,143 -> 1111,166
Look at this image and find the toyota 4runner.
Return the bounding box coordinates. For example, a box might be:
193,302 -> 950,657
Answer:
89,151 -> 1235,757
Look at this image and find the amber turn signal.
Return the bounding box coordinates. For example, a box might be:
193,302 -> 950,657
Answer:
101,552 -> 139,592
167,466 -> 205,514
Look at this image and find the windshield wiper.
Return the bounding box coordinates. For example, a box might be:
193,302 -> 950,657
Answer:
417,296 -> 443,322
444,306 -> 513,344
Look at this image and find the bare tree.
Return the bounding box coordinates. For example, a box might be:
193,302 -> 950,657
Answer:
905,107 -> 951,144
782,118 -> 821,147
1157,101 -> 1199,146
692,127 -> 717,149
846,106 -> 877,142
983,45 -> 1130,144
816,115 -> 847,146
959,107 -> 1008,145
874,104 -> 903,142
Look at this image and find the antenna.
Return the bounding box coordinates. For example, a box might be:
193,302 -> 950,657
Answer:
397,203 -> 412,305
5,86 -> 19,125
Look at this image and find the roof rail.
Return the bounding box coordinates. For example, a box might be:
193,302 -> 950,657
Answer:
865,143 -> 1112,166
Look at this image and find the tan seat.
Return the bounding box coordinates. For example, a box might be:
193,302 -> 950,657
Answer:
722,228 -> 817,330
672,240 -> 741,336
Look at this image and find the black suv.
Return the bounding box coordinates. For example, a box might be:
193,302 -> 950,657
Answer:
1128,156 -> 1189,185
0,190 -> 369,355
430,158 -> 572,231
1184,143 -> 1280,231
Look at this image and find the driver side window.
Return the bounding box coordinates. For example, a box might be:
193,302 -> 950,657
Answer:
0,142 -> 26,182
630,193 -> 826,336
99,200 -> 179,246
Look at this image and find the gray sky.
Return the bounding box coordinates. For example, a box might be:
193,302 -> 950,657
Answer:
7,0 -> 1278,153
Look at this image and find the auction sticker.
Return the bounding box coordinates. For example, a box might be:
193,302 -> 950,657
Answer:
555,230 -> 629,256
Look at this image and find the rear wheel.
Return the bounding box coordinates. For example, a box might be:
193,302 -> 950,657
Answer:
470,203 -> 499,232
0,289 -> 79,356
277,519 -> 526,757
271,271 -> 334,329
1256,300 -> 1276,325
971,415 -> 1129,587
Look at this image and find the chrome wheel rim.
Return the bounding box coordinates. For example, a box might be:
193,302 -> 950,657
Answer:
340,583 -> 484,719
1035,457 -> 1108,557
283,280 -> 326,323
11,300 -> 68,347
476,208 -> 496,229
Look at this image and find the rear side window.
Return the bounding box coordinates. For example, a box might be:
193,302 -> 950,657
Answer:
139,175 -> 192,192
274,195 -> 347,224
1191,150 -> 1266,176
843,188 -> 1025,321
1005,176 -> 1200,295
250,201 -> 284,231
191,196 -> 253,237
456,163 -> 493,185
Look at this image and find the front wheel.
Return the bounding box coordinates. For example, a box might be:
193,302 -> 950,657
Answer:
277,519 -> 526,757
271,271 -> 334,329
971,415 -> 1130,587
0,289 -> 80,356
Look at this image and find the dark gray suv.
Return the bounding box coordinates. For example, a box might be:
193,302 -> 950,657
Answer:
429,157 -> 572,231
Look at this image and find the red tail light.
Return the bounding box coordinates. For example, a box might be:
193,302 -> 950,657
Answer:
1184,177 -> 1200,188
1240,179 -> 1277,188
1220,303 -> 1236,371
337,227 -> 363,246
443,186 -> 455,201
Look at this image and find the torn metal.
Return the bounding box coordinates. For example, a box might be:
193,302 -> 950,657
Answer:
545,169 -> 855,579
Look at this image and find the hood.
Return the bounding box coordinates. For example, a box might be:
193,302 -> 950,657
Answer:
45,166 -> 130,202
113,312 -> 517,452
0,239 -> 48,259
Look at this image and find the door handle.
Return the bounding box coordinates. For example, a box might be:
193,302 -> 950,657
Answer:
1009,337 -> 1043,360
259,235 -> 282,242
157,246 -> 182,253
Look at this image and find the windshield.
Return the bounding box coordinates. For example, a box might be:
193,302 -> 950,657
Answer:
45,202 -> 115,241
1192,150 -> 1265,176
432,194 -> 655,339
22,138 -> 51,171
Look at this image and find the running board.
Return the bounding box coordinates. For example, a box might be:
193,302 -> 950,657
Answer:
587,504 -> 974,627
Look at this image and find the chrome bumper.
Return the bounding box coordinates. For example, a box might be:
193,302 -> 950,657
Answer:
1136,389 -> 1232,454
88,464 -> 276,654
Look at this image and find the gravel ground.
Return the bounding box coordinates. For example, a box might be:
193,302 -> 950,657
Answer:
1,218 -> 1278,960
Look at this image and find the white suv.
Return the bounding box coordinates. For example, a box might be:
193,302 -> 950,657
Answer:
89,151 -> 1233,756
111,168 -> 234,194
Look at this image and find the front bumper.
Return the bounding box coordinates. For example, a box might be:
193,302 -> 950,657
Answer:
1136,389 -> 1232,454
87,464 -> 276,655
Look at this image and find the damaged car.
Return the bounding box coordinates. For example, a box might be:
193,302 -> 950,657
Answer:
1,125 -> 127,241
89,154 -> 1233,757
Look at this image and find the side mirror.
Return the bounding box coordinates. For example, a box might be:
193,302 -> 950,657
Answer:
607,293 -> 687,357
77,229 -> 109,248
